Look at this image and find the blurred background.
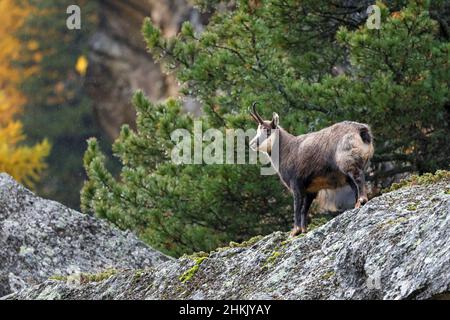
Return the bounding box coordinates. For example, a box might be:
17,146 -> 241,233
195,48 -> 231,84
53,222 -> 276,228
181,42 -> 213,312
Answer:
0,0 -> 206,209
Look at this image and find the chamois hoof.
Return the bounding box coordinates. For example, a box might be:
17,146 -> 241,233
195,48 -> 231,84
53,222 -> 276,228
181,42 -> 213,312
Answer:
289,225 -> 307,238
355,197 -> 368,209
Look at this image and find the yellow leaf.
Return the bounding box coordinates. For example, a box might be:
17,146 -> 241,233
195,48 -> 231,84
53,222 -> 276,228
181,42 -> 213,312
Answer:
0,0 -> 50,187
33,52 -> 43,62
75,55 -> 88,76
27,40 -> 39,51
391,12 -> 402,19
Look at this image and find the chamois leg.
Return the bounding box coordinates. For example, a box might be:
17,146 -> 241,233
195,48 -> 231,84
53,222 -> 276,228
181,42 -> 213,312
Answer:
345,172 -> 360,206
290,183 -> 304,237
300,192 -> 316,233
352,169 -> 368,208
346,170 -> 367,208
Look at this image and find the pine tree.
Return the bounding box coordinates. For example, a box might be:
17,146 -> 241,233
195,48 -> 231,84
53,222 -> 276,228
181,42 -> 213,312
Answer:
82,0 -> 449,256
0,0 -> 50,187
82,93 -> 292,256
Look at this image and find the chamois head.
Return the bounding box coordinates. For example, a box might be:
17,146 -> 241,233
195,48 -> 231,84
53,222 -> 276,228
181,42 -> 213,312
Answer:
249,102 -> 279,153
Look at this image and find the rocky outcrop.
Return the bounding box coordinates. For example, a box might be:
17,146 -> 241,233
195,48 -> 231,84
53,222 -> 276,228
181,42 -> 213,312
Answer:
87,0 -> 205,140
4,175 -> 449,300
0,173 -> 170,297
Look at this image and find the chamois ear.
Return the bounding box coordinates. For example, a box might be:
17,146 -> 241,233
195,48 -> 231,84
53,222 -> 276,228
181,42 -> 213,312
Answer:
271,112 -> 279,128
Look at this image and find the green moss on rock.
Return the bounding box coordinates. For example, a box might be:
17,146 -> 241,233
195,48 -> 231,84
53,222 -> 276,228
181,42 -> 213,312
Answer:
263,251 -> 281,269
234,235 -> 264,247
49,269 -> 118,284
49,275 -> 67,281
385,170 -> 450,193
179,256 -> 208,283
321,271 -> 335,280
212,235 -> 264,253
181,251 -> 210,260
81,269 -> 118,283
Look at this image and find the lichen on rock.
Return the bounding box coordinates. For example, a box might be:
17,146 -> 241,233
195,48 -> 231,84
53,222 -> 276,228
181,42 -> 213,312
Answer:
0,173 -> 171,297
1,172 -> 450,300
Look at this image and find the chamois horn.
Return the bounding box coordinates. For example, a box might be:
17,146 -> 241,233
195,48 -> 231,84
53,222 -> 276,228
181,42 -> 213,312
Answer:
249,102 -> 264,124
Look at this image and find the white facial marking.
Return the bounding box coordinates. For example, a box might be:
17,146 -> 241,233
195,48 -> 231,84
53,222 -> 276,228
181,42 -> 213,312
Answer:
249,125 -> 263,151
250,124 -> 274,153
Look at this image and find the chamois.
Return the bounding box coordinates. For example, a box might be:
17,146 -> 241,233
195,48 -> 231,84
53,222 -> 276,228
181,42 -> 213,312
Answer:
249,103 -> 374,237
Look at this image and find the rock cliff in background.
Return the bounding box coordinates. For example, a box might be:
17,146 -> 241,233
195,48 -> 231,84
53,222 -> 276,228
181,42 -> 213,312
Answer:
4,174 -> 449,300
0,173 -> 170,297
87,0 -> 205,140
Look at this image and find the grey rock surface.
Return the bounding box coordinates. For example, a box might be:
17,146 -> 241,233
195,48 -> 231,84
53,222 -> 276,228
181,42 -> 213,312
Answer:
0,173 -> 171,297
4,176 -> 449,300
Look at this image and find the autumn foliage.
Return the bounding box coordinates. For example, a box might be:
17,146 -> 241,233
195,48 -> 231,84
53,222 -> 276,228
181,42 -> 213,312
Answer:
0,0 -> 50,186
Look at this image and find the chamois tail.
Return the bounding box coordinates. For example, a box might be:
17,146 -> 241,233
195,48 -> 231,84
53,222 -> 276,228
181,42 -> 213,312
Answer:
359,126 -> 372,144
